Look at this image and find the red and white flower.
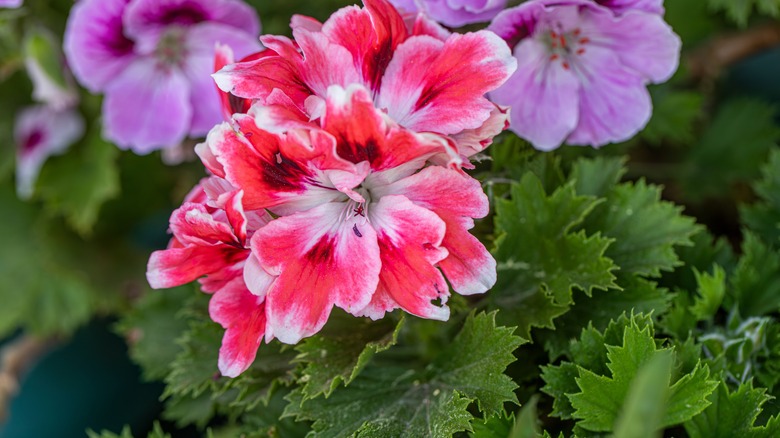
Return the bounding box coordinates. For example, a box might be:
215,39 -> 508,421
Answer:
212,0 -> 516,160
148,0 -> 513,376
147,179 -> 274,377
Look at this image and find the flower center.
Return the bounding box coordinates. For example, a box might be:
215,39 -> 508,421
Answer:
541,27 -> 590,70
155,27 -> 188,67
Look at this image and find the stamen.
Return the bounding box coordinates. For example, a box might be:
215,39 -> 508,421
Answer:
562,61 -> 570,70
579,37 -> 590,45
573,28 -> 581,36
550,54 -> 559,61
353,224 -> 362,237
576,48 -> 585,55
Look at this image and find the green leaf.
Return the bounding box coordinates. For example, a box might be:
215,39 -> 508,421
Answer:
36,125 -> 120,235
612,352 -> 673,438
708,0 -> 780,26
570,156 -> 626,198
684,382 -> 780,437
287,312 -> 523,437
492,174 -> 617,338
730,232 -> 780,317
87,426 -> 134,438
741,148 -> 780,245
581,179 -> 700,277
295,314 -> 403,399
470,412 -> 514,438
116,286 -> 192,381
682,99 -> 780,200
568,319 -> 717,432
689,265 -> 727,321
641,89 -> 703,146
510,395 -> 542,438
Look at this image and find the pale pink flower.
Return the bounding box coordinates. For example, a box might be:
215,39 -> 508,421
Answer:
489,0 -> 680,150
147,179 -> 273,377
64,0 -> 262,154
388,0 -> 508,27
212,0 -> 516,161
15,105 -> 84,199
0,0 -> 22,8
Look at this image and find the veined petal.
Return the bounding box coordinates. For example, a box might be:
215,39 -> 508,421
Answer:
213,37 -> 311,107
248,89 -> 313,133
123,0 -> 260,39
291,28 -> 362,97
184,22 -> 263,136
102,57 -> 191,153
147,244 -> 246,290
586,6 -> 680,83
324,84 -> 454,173
209,279 -> 267,377
372,166 -> 494,295
209,116 -> 358,214
378,30 -> 516,135
252,202 -> 381,344
595,0 -> 664,15
490,37 -> 580,151
361,195 -> 450,320
63,0 -> 135,93
450,104 -> 510,157
244,252 -> 275,297
169,202 -> 239,246
567,45 -> 652,146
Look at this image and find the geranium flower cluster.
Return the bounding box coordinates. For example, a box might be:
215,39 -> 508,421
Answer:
64,0 -> 262,154
147,0 -> 515,377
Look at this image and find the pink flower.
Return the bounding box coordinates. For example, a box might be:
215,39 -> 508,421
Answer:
200,84 -> 497,345
149,0 -> 512,375
212,0 -> 516,160
488,0 -> 680,150
147,179 -> 274,377
15,105 -> 84,199
63,0 -> 262,154
388,0 -> 508,27
0,0 -> 21,8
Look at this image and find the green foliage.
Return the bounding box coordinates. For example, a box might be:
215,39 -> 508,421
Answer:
708,0 -> 780,26
684,382 -> 780,437
641,89 -> 703,146
741,149 -> 780,245
294,313 -> 403,399
36,124 -> 120,235
491,173 -> 617,338
87,422 -> 170,438
690,266 -> 727,321
543,314 -> 717,431
682,99 -> 780,200
730,232 -> 780,317
286,312 -> 523,437
611,353 -> 673,438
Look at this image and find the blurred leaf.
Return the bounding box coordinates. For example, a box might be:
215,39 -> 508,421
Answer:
684,381 -> 780,437
570,156 -> 626,198
690,265 -> 727,321
510,395 -> 542,438
612,353 -> 673,438
470,412 -> 514,438
741,149 -> 780,245
641,90 -> 703,146
286,312 -> 523,437
730,232 -> 780,317
683,99 -> 780,200
708,0 -> 780,26
37,125 -> 120,235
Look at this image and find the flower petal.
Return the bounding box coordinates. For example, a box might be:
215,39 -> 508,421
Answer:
146,244 -> 246,290
102,58 -> 191,153
252,202 -> 381,344
360,195 -> 450,320
63,0 -> 135,92
490,38 -> 580,151
372,166 -> 494,295
587,6 -> 680,83
595,0 -> 664,15
378,30 -> 516,135
183,22 -> 262,136
209,279 -> 266,377
123,0 -> 260,39
566,45 -> 652,146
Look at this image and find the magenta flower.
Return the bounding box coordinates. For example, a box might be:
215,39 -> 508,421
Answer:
488,0 -> 680,150
147,180 -> 273,377
213,0 -> 516,161
0,0 -> 22,8
64,0 -> 262,154
15,105 -> 84,199
149,0 -> 513,375
388,0 -> 508,27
